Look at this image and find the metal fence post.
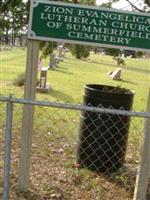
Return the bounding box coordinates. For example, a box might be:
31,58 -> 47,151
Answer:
133,88 -> 150,200
3,96 -> 13,200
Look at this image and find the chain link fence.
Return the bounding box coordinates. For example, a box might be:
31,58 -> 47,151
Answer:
0,96 -> 150,200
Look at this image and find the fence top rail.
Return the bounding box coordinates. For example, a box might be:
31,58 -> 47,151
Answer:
0,96 -> 150,119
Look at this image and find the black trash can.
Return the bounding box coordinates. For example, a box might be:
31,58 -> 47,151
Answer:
76,84 -> 134,173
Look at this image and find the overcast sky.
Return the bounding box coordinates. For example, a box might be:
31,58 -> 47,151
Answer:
96,0 -> 144,10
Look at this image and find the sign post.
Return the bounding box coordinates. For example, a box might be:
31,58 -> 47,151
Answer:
133,88 -> 150,200
18,40 -> 39,191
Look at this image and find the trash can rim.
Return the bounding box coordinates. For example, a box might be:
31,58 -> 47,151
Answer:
84,84 -> 134,95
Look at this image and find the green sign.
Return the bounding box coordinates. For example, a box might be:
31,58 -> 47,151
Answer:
28,0 -> 150,52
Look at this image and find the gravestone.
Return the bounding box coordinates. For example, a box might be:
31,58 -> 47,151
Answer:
36,67 -> 51,93
49,52 -> 59,69
58,45 -> 65,61
107,68 -> 122,80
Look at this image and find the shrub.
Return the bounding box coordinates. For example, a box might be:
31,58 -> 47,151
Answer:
13,73 -> 25,86
13,73 -> 40,87
70,44 -> 90,59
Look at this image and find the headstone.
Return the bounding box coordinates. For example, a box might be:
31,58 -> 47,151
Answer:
36,67 -> 51,93
108,68 -> 122,80
58,45 -> 65,61
49,52 -> 59,69
107,71 -> 113,77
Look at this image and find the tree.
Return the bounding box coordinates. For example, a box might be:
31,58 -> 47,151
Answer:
145,0 -> 150,7
70,45 -> 90,59
0,0 -> 28,45
110,0 -> 150,11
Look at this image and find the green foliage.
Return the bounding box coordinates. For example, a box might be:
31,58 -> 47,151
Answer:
13,73 -> 25,87
105,48 -> 121,58
145,0 -> 150,6
136,51 -> 145,58
40,41 -> 57,59
1,0 -> 28,45
13,72 -> 39,87
81,46 -> 91,58
70,44 -> 90,59
1,1 -> 28,31
78,0 -> 95,5
115,169 -> 129,188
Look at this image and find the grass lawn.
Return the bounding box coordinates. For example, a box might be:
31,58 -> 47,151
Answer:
1,47 -> 150,110
0,47 -> 150,200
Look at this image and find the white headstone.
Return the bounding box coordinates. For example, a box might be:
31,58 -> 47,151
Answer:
58,45 -> 65,61
108,68 -> 122,80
